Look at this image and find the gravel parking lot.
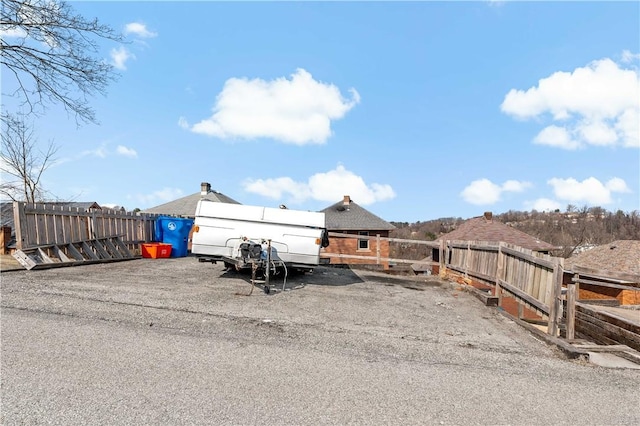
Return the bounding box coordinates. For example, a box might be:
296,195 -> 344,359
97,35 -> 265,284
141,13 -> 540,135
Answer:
2,257 -> 639,425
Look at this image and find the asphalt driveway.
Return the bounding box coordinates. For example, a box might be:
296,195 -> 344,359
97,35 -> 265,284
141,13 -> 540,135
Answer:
1,258 -> 639,425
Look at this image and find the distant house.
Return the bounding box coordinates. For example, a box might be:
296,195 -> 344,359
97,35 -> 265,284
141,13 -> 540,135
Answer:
142,182 -> 240,218
320,195 -> 396,270
564,240 -> 640,305
438,211 -> 557,252
426,211 -> 558,275
564,240 -> 640,276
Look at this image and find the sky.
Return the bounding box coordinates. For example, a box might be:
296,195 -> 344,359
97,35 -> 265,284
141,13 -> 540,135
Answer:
1,0 -> 639,223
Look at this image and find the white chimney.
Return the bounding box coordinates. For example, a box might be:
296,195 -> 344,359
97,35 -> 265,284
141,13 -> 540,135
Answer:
201,182 -> 211,196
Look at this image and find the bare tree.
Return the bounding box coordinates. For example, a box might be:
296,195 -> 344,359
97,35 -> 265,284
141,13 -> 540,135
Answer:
1,0 -> 122,125
1,112 -> 58,202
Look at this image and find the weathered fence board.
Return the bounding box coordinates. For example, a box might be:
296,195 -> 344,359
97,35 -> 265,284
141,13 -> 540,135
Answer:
574,304 -> 640,351
13,202 -> 158,250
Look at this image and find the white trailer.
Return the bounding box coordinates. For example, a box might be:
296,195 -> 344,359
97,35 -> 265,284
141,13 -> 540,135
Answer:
191,200 -> 329,274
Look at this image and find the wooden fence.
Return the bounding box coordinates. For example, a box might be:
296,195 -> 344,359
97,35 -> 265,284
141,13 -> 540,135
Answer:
564,266 -> 640,347
323,234 -> 564,336
12,202 -> 158,250
9,209 -> 637,349
444,240 -> 564,336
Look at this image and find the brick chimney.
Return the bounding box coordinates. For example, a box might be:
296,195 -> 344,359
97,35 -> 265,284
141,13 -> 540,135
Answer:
343,195 -> 351,205
201,182 -> 211,196
484,211 -> 493,221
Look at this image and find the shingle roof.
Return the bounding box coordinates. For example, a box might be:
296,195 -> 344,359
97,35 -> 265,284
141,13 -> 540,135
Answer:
438,213 -> 557,252
142,190 -> 240,217
321,197 -> 395,231
564,240 -> 640,276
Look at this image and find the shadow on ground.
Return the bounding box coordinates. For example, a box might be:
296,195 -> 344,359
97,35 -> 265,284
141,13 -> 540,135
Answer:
219,265 -> 366,289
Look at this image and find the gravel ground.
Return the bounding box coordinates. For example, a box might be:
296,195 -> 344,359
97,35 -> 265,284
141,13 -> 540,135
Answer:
1,257 -> 639,425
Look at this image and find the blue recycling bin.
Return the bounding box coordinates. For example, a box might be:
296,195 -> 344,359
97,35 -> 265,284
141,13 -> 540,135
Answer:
155,216 -> 194,257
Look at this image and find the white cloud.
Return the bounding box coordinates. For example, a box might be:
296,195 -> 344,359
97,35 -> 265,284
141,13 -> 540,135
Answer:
547,177 -> 631,205
73,143 -> 139,161
308,166 -> 395,204
460,178 -> 532,205
501,57 -> 640,149
533,125 -> 580,150
615,108 -> 640,148
577,120 -> 619,146
0,27 -> 27,38
605,177 -> 631,193
243,177 -> 311,203
110,46 -> 135,70
460,179 -> 501,205
186,68 -> 360,145
124,22 -> 157,38
116,145 -> 137,158
528,198 -> 562,212
80,145 -> 108,159
621,50 -> 640,63
242,165 -> 395,205
132,187 -> 184,206
502,179 -> 533,192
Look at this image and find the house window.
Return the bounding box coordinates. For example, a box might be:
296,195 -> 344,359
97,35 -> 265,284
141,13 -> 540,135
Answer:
358,231 -> 369,250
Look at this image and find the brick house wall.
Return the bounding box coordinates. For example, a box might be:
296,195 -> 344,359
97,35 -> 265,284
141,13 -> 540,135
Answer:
322,230 -> 391,269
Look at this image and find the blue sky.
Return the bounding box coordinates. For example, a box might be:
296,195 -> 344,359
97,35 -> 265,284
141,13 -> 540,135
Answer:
2,0 -> 639,223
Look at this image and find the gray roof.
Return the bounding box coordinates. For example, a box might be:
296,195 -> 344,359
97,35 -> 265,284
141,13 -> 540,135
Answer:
142,190 -> 240,217
1,202 -> 14,229
321,199 -> 395,231
564,240 -> 640,276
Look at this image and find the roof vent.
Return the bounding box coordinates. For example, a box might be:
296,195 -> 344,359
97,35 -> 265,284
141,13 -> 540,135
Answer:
201,182 -> 211,196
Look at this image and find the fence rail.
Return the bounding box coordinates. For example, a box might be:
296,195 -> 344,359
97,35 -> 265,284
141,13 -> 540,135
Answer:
564,266 -> 640,340
444,240 -> 564,335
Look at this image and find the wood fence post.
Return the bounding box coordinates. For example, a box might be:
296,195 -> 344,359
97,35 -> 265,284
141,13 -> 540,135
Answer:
376,234 -> 381,265
464,241 -> 470,278
495,242 -> 505,306
566,274 -> 577,340
13,201 -> 27,250
89,210 -> 96,239
141,214 -> 147,242
548,258 -> 564,337
439,239 -> 445,277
